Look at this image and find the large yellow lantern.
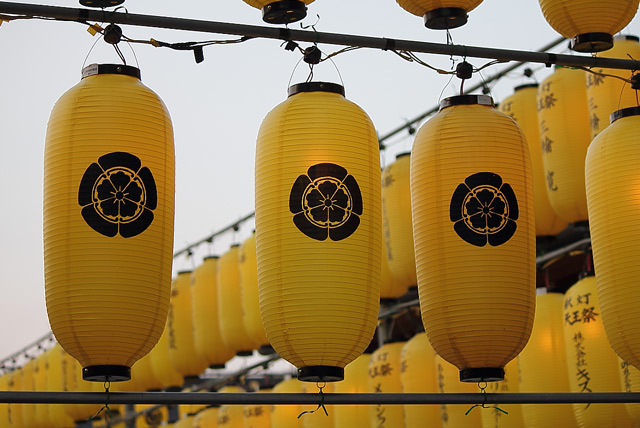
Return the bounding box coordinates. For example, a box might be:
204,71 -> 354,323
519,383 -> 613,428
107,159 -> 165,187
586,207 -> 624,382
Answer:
218,244 -> 256,356
586,106 -> 640,370
400,332 -> 439,428
333,353 -> 371,428
381,152 -> 416,295
538,0 -> 639,52
562,275 -> 633,427
499,84 -> 567,237
239,233 -> 271,353
242,0 -> 314,24
518,292 -> 578,428
396,0 -> 483,29
255,82 -> 381,382
586,36 -> 640,139
271,378 -> 303,428
367,341 -> 405,428
537,67 -> 591,225
192,256 -> 235,368
410,94 -> 535,382
149,318 -> 185,390
436,355 -> 482,428
44,63 -> 175,382
168,271 -> 209,381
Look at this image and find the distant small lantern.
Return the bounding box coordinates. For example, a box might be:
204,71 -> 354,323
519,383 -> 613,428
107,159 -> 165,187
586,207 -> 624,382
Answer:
43,63 -> 175,382
538,0 -> 639,52
149,319 -> 185,391
586,106 -> 640,371
396,0 -> 483,29
255,81 -> 381,382
368,341 -> 405,428
400,332 -> 439,428
242,0 -> 315,24
410,94 -> 535,382
46,346 -> 77,428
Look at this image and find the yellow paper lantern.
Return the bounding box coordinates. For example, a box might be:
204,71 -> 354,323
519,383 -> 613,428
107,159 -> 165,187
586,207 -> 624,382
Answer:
537,67 -> 591,225
44,63 -> 175,382
333,353 -> 371,428
300,382 -> 335,428
480,359 -> 524,428
192,256 -> 235,368
63,354 -> 103,423
379,230 -> 404,301
270,378 -> 303,428
244,389 -> 272,428
175,415 -> 196,428
241,0 -> 314,23
239,233 -> 271,353
367,341 -> 405,428
6,367 -> 24,428
586,36 -> 640,139
255,81 -> 381,382
0,374 -> 8,427
21,359 -> 37,428
218,385 -> 246,428
400,332 -> 439,428
499,84 -> 567,237
132,352 -> 164,392
538,0 -> 639,52
135,404 -> 168,428
562,275 -> 634,427
618,358 -> 640,424
518,292 -> 578,428
33,352 -> 55,428
46,346 -> 77,428
381,153 -> 416,295
586,106 -> 640,371
396,0 -> 483,28
193,406 -> 219,428
219,244 -> 256,356
436,355 -> 482,428
149,318 -> 185,391
168,271 -> 209,381
410,94 -> 535,382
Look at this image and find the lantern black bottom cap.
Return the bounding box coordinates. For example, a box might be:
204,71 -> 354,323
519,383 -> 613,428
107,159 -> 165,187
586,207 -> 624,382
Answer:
459,367 -> 505,383
258,344 -> 276,355
424,8 -> 468,30
83,365 -> 131,382
262,0 -> 307,24
571,32 -> 613,53
298,365 -> 344,382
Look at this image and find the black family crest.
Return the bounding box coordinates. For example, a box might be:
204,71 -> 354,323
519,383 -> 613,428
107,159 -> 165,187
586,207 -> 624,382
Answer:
449,172 -> 518,247
289,163 -> 362,241
78,152 -> 157,238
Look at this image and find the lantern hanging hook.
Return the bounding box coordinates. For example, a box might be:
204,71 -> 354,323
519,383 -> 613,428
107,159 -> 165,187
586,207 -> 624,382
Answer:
297,381 -> 328,418
465,380 -> 508,416
88,380 -> 112,422
300,14 -> 321,47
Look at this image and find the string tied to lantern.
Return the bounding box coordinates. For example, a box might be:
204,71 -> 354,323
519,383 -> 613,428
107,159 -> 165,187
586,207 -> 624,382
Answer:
464,381 -> 509,416
88,381 -> 112,422
297,381 -> 329,418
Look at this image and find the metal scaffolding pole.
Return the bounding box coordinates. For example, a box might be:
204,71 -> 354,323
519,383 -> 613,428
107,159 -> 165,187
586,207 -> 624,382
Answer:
1,391 -> 640,405
0,2 -> 638,71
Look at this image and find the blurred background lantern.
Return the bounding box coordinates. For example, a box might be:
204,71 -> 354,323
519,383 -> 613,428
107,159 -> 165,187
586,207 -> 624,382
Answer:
537,67 -> 591,225
218,244 -> 257,356
586,106 -> 640,371
618,358 -> 640,425
6,367 -> 24,428
241,0 -> 314,23
537,0 -> 639,51
410,94 -> 535,382
255,81 -> 381,382
562,274 -> 634,427
499,84 -> 567,239
400,331 -> 440,428
167,271 -> 208,383
63,354 -> 103,423
436,355 -> 482,428
43,63 -> 175,382
586,36 -> 640,139
243,387 -> 272,428
0,374 -> 8,427
518,292 -> 578,428
480,359 -> 525,428
218,385 -> 246,428
21,358 -> 37,428
395,0 -> 483,29
192,256 -> 235,368
150,319 -> 185,391
33,351 -> 55,428
239,232 -> 272,354
270,378 -> 304,428
333,353 -> 371,428
367,340 -> 405,428
131,352 -> 164,392
381,152 -> 416,297
379,230 -> 404,301
46,345 -> 77,428
135,404 -> 168,428
193,405 -> 219,428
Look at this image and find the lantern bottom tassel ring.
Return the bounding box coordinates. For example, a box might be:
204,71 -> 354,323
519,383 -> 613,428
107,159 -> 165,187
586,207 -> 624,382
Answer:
83,365 -> 131,382
459,367 -> 505,383
298,366 -> 344,383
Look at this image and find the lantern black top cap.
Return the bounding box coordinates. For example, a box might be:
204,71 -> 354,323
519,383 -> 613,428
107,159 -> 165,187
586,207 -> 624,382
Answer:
82,64 -> 141,80
288,82 -> 345,98
396,152 -> 411,159
80,0 -> 124,7
611,106 -> 640,124
514,83 -> 539,91
440,94 -> 493,110
614,34 -> 639,42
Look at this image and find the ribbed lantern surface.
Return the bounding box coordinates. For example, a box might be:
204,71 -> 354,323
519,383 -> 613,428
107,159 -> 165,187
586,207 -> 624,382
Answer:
586,107 -> 640,371
562,275 -> 634,427
499,84 -> 567,237
538,0 -> 639,51
396,0 -> 483,28
191,256 -> 235,368
410,94 -> 535,382
518,293 -> 578,428
242,0 -> 314,23
255,82 -> 381,382
537,67 -> 591,225
400,332 -> 439,428
43,63 -> 174,382
586,36 -> 640,139
381,153 -> 417,294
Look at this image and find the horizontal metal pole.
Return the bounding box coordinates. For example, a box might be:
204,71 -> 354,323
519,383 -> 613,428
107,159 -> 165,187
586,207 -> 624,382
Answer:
1,391 -> 640,405
0,2 -> 638,71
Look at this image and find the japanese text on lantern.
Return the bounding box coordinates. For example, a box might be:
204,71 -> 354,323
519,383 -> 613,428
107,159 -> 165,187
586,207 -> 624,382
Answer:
437,361 -> 448,425
565,291 -> 599,394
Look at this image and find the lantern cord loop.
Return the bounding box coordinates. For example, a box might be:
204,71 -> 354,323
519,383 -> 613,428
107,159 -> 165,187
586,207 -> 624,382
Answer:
297,382 -> 329,419
465,381 -> 508,416
299,14 -> 320,46
88,381 -> 112,422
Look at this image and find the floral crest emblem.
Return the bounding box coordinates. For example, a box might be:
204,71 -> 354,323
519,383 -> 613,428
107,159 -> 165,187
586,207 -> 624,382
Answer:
450,172 -> 518,247
78,152 -> 157,238
289,163 -> 362,241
